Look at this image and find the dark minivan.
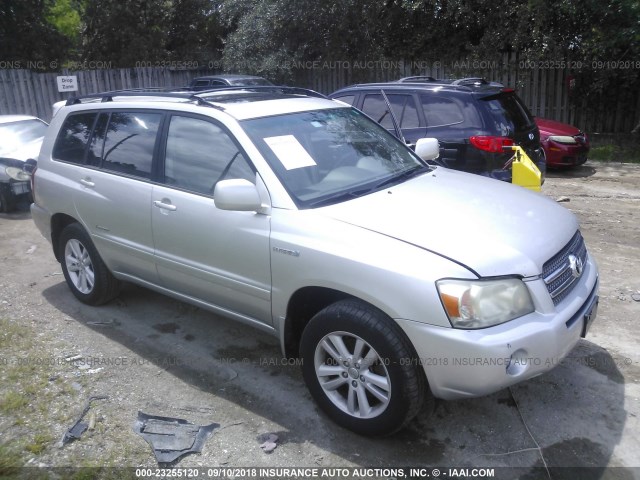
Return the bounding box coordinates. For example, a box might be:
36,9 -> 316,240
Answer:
330,77 -> 545,182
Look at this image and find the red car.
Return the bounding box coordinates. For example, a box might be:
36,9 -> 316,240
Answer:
536,118 -> 589,168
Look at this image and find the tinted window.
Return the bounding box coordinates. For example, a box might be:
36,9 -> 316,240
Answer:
420,95 -> 465,127
102,112 -> 161,178
164,115 -> 254,195
194,80 -> 210,87
52,112 -> 98,164
86,113 -> 108,167
481,93 -> 534,135
362,94 -> 394,128
389,94 -> 419,129
332,95 -> 355,106
361,94 -> 420,129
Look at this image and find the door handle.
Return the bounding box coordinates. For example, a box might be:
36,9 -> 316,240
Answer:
153,200 -> 177,211
79,178 -> 95,188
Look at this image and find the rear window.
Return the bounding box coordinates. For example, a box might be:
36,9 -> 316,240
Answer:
420,96 -> 464,127
419,93 -> 484,130
480,93 -> 534,135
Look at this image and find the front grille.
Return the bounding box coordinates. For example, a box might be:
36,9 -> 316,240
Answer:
542,231 -> 588,305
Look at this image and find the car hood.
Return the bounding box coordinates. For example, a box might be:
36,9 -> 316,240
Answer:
317,168 -> 577,278
535,118 -> 581,136
0,138 -> 43,163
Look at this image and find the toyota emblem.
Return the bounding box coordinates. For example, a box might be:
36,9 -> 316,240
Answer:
568,254 -> 583,278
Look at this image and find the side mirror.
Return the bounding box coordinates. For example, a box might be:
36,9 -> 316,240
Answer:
415,138 -> 440,161
23,158 -> 38,175
214,179 -> 262,211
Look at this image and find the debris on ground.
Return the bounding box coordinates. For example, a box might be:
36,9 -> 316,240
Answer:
26,245 -> 37,254
556,196 -> 570,203
60,395 -> 109,447
259,433 -> 279,453
133,412 -> 218,465
631,293 -> 640,302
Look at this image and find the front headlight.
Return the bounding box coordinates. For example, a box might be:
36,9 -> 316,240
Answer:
5,167 -> 30,182
437,278 -> 534,329
548,135 -> 577,144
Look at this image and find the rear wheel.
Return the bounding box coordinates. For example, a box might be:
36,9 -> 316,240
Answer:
59,223 -> 120,305
300,299 -> 426,436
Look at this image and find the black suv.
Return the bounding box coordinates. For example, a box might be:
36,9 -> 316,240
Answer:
330,77 -> 545,182
186,74 -> 273,91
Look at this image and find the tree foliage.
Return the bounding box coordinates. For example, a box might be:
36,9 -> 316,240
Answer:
1,0 -> 637,107
81,0 -> 172,67
0,0 -> 71,63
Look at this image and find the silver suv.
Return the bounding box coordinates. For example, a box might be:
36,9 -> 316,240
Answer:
31,87 -> 599,435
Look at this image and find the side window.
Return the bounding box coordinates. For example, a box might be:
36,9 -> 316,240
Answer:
333,95 -> 355,106
361,94 -> 394,128
420,95 -> 465,128
52,112 -> 98,164
194,80 -> 210,87
101,112 -> 161,178
86,113 -> 108,167
388,94 -> 420,129
361,94 -> 419,129
163,115 -> 254,195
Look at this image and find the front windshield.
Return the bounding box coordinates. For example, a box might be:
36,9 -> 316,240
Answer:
242,107 -> 429,208
0,119 -> 48,156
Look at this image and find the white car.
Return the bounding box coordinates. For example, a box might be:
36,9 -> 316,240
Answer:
0,115 -> 48,212
30,87 -> 598,435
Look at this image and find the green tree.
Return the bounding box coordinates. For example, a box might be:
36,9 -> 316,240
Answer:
166,0 -> 224,64
81,0 -> 171,67
0,0 -> 70,65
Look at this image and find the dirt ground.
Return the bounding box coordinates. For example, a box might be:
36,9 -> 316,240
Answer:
0,161 -> 639,479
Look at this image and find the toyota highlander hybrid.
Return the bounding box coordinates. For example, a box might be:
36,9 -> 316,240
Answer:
30,87 -> 599,435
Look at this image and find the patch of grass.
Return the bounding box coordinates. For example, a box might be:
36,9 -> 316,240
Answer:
0,442 -> 22,476
0,318 -> 80,470
589,143 -> 640,163
0,391 -> 28,414
24,434 -> 52,455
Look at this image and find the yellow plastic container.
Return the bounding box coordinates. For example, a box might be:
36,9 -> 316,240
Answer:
509,146 -> 541,192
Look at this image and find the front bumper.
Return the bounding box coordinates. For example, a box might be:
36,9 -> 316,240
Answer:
544,142 -> 589,167
397,256 -> 599,400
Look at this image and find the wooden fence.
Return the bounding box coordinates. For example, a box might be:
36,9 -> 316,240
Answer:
1,57 -> 638,133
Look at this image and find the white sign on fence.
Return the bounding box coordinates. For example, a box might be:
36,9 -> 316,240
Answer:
56,76 -> 78,92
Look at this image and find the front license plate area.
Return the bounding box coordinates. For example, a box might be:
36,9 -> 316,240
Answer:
581,295 -> 599,338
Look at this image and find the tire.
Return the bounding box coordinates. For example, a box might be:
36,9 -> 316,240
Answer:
0,185 -> 16,213
300,299 -> 426,436
59,223 -> 120,305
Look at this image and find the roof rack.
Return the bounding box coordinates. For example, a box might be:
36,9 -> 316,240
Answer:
65,89 -> 206,106
451,77 -> 504,88
64,86 -> 327,110
195,85 -> 327,99
396,76 -> 437,83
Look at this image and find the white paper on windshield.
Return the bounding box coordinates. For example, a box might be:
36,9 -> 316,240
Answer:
264,135 -> 316,170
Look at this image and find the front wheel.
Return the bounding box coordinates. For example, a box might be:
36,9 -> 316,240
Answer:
59,223 -> 120,305
300,299 -> 426,436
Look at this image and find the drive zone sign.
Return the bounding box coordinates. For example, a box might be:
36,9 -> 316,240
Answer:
56,76 -> 78,92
